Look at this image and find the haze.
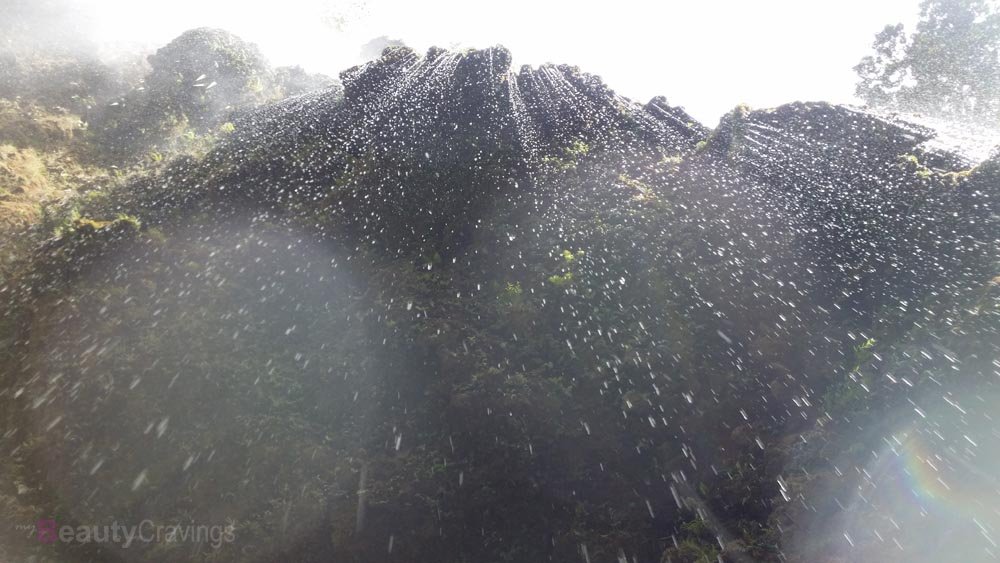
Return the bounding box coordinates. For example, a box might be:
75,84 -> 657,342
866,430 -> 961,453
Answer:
38,0 -> 921,124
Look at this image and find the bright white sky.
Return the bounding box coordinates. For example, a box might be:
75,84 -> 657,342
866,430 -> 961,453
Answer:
78,0 -> 921,124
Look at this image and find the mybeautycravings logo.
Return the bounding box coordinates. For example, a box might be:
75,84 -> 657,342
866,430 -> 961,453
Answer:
35,519 -> 235,549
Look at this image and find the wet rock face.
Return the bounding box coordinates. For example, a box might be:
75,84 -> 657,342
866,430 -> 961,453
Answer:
452,46 -> 512,111
704,102 -> 932,177
340,45 -> 513,105
336,45 -> 705,159
644,96 -> 709,142
340,45 -> 420,105
454,45 -> 513,80
129,46 -> 991,307
191,46 -> 711,255
4,43 -> 997,563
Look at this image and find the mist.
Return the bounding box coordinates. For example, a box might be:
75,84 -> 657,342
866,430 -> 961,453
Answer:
3,0 -> 928,123
2,2 -> 999,562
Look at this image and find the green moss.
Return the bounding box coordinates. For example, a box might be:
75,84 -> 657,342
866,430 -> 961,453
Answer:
564,139 -> 590,157
547,271 -> 573,286
504,281 -> 522,296
897,153 -> 933,180
661,517 -> 723,562
540,140 -> 592,172
561,249 -> 584,264
659,154 -> 684,167
618,174 -> 656,200
40,203 -> 81,237
940,168 -> 973,186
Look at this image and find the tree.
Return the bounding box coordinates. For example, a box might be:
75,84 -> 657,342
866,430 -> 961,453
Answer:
143,27 -> 274,127
855,0 -> 1000,122
92,28 -> 276,161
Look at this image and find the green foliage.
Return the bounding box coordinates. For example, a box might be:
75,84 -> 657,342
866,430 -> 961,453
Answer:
855,0 -> 1000,120
898,152 -> 975,185
618,173 -> 656,200
39,200 -> 80,237
88,28 -> 293,163
660,517 -> 722,563
564,139 -> 590,157
561,249 -> 583,263
661,539 -> 719,563
541,139 -> 591,171
503,280 -> 522,296
546,249 -> 584,286
547,271 -> 574,286
898,152 -> 933,179
497,281 -> 526,309
850,336 -> 876,373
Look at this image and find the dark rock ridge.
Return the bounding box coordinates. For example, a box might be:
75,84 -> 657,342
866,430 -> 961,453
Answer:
254,45 -> 704,162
